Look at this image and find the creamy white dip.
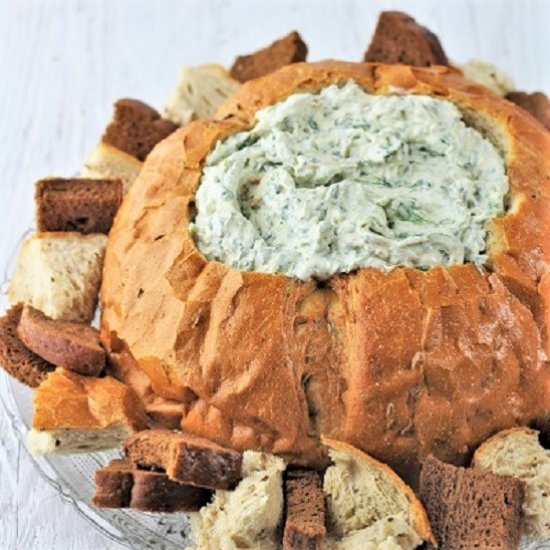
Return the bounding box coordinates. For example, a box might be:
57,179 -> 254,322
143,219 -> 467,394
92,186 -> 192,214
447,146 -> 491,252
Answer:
192,80 -> 507,280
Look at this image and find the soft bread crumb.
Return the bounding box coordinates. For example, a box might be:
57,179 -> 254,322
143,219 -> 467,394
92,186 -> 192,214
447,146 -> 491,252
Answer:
28,425 -> 132,455
164,64 -> 240,126
82,142 -> 142,194
473,428 -> 550,538
191,451 -> 285,550
328,513 -> 421,550
8,232 -> 107,323
458,59 -> 515,96
323,446 -> 422,549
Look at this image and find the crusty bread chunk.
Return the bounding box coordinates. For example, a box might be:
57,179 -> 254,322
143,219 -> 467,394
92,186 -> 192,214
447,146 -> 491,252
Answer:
190,451 -> 285,550
8,232 -> 107,323
82,142 -> 142,195
107,349 -> 185,429
322,437 -> 433,550
364,11 -> 448,66
283,469 -> 326,550
230,31 -> 308,82
458,59 -> 515,96
35,177 -> 122,234
93,458 -> 211,512
419,456 -> 524,549
124,429 -> 242,490
28,368 -> 147,455
473,427 -> 550,538
506,91 -> 550,131
102,98 -> 178,162
164,64 -> 240,125
0,304 -> 54,387
17,305 -> 105,376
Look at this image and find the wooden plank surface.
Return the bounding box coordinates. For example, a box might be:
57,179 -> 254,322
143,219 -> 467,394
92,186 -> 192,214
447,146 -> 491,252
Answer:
0,0 -> 548,548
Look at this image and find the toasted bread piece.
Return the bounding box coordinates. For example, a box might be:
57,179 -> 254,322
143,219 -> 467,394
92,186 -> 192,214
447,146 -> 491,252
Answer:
8,232 -> 107,323
473,427 -> 550,538
82,142 -> 142,195
124,429 -> 242,490
230,31 -> 308,82
364,11 -> 448,66
164,64 -> 240,125
0,304 -> 54,387
35,177 -> 122,234
420,456 -> 524,549
92,459 -> 134,508
93,458 -> 211,512
191,451 -> 285,550
322,437 -> 433,550
17,305 -> 105,376
102,98 -> 178,161
506,91 -> 550,131
283,469 -> 326,550
458,59 -> 515,96
28,368 -> 147,455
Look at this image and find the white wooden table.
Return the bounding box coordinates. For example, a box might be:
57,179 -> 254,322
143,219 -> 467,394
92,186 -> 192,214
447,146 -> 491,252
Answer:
0,0 -> 548,548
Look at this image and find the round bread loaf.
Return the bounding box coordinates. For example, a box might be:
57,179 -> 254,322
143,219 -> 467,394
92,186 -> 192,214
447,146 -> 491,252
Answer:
100,61 -> 550,482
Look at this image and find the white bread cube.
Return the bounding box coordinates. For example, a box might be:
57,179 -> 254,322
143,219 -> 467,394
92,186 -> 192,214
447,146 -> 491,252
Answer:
163,64 -> 240,126
190,451 -> 285,550
82,142 -> 142,194
473,427 -> 550,538
8,232 -> 107,323
458,60 -> 515,96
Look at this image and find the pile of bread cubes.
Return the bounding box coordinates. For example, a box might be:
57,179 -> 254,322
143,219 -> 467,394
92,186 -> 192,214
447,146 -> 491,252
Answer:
0,10 -> 549,550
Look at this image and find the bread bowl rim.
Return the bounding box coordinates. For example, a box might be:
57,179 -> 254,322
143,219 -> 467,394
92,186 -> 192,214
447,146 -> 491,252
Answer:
100,60 -> 550,478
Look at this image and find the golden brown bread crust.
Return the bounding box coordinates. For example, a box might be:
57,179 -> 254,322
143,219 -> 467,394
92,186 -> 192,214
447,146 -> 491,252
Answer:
32,368 -> 148,431
101,61 -> 550,481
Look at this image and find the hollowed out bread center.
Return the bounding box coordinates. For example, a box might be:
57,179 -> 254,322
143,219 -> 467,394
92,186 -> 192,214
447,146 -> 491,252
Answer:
193,80 -> 508,280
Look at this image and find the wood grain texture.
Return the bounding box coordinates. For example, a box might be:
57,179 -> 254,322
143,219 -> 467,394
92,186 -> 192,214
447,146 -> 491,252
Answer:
0,0 -> 548,548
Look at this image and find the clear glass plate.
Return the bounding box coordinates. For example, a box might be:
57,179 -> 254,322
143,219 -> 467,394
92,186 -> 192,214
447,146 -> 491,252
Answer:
0,229 -> 194,549
0,232 -> 549,550
0,371 -> 195,549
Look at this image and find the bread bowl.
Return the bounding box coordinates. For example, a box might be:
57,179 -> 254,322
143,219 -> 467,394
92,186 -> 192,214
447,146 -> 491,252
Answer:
100,60 -> 550,483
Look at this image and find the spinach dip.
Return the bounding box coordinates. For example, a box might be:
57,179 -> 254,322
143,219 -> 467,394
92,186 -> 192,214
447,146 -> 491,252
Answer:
192,80 -> 507,281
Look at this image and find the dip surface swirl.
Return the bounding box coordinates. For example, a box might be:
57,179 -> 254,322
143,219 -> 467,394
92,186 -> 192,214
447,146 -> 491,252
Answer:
193,80 -> 508,280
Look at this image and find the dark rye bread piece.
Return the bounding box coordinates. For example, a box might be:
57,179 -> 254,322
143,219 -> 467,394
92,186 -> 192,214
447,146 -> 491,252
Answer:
364,11 -> 448,66
534,415 -> 550,449
283,469 -> 326,550
0,304 -> 54,387
506,91 -> 550,131
131,468 -> 211,513
35,178 -> 122,234
230,31 -> 308,82
93,458 -> 211,512
93,459 -> 134,508
17,305 -> 105,376
124,429 -> 243,490
102,99 -> 178,162
419,456 -> 524,550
